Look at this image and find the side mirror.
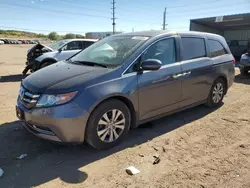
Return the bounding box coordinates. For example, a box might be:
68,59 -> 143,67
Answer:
141,59 -> 162,71
58,48 -> 62,52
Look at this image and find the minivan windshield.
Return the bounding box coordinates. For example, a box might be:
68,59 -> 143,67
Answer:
69,35 -> 149,67
49,40 -> 69,50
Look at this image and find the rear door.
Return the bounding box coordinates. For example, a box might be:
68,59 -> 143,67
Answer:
179,35 -> 213,107
56,41 -> 83,61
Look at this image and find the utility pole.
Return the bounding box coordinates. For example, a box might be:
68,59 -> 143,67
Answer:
111,0 -> 116,34
163,7 -> 167,30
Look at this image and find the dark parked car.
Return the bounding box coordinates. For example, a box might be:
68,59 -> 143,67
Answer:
16,31 -> 235,149
239,51 -> 250,75
3,39 -> 9,44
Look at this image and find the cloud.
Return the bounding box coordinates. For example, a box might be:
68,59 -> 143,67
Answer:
31,0 -> 35,3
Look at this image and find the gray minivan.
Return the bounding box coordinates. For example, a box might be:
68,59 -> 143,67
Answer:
16,31 -> 235,149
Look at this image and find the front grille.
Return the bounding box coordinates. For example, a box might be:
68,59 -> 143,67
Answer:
19,86 -> 40,108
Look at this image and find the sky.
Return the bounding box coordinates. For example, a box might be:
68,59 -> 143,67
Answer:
0,0 -> 250,35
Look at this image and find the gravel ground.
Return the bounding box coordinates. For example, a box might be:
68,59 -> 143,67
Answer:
0,44 -> 250,188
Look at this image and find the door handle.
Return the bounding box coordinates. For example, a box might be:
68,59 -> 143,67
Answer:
173,71 -> 191,78
173,73 -> 183,78
182,71 -> 191,76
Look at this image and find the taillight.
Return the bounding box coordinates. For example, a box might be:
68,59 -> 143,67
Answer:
233,59 -> 236,65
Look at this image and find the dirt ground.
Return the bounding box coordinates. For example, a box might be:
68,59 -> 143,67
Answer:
0,44 -> 250,188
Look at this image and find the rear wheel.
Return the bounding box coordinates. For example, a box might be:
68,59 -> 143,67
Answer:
240,68 -> 249,76
85,99 -> 131,150
206,78 -> 226,108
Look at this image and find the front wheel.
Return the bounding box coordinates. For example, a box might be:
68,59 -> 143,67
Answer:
85,99 -> 131,150
206,78 -> 226,108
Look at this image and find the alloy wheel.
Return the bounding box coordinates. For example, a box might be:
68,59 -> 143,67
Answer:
97,109 -> 125,143
212,82 -> 223,103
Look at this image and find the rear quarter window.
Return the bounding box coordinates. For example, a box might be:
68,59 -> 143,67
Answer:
182,37 -> 206,60
208,39 -> 227,58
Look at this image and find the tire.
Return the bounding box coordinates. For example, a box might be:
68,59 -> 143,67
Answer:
206,78 -> 226,108
85,99 -> 131,150
40,61 -> 55,69
240,68 -> 249,76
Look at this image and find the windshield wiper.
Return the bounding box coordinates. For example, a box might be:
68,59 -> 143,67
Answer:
69,60 -> 107,68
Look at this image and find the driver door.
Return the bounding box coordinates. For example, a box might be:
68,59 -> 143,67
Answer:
138,37 -> 182,120
56,41 -> 83,61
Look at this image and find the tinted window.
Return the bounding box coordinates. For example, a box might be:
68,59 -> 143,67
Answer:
182,37 -> 206,60
208,39 -> 227,57
142,38 -> 176,65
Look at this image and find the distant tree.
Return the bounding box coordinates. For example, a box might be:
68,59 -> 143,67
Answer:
64,33 -> 76,39
36,33 -> 48,38
48,32 -> 59,40
75,34 -> 85,39
37,33 -> 47,38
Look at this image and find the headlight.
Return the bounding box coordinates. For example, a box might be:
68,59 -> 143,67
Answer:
36,91 -> 77,107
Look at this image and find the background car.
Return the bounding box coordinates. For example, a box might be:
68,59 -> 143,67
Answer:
22,38 -> 97,74
0,40 -> 4,45
227,40 -> 250,60
239,52 -> 250,75
0,39 -> 6,44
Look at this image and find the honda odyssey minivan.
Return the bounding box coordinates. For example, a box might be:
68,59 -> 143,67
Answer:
16,31 -> 235,150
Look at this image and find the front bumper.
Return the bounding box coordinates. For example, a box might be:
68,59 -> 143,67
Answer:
17,99 -> 90,143
26,59 -> 40,71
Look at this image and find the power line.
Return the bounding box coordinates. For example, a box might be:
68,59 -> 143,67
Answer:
115,2 -> 248,25
166,0 -> 218,9
0,2 -> 111,19
0,25 -> 89,33
0,2 -> 161,25
57,0 -> 109,5
2,0 -> 247,33
54,0 -> 110,13
167,0 -> 247,15
116,0 -> 244,14
49,1 -> 110,13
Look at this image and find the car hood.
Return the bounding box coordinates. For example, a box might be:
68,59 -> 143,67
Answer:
28,43 -> 54,54
22,61 -> 111,93
27,43 -> 54,62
